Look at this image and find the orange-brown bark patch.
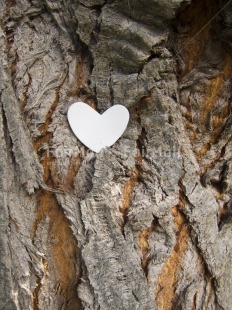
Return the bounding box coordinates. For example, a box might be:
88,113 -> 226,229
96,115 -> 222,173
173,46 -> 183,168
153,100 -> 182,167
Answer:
139,227 -> 152,272
32,190 -> 82,308
33,275 -> 42,310
32,75 -> 82,307
39,86 -> 61,134
156,206 -> 189,310
63,155 -> 82,189
201,55 -> 232,126
120,167 -> 139,217
48,195 -> 79,300
67,55 -> 91,100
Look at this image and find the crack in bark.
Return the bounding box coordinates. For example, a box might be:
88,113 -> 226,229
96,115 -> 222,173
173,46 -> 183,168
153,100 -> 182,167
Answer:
33,274 -> 42,310
120,166 -> 139,235
20,72 -> 32,112
156,205 -> 189,310
177,0 -> 232,167
177,178 -> 219,308
30,64 -> 83,308
138,216 -> 157,278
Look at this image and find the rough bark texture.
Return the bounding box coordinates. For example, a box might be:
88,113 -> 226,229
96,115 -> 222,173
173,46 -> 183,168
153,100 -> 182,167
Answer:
0,0 -> 232,309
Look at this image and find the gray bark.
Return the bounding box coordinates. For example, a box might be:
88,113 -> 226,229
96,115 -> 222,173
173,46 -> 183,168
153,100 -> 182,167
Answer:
0,0 -> 232,309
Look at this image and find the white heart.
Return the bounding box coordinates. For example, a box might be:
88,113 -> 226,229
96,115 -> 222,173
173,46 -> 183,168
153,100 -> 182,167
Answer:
67,102 -> 129,153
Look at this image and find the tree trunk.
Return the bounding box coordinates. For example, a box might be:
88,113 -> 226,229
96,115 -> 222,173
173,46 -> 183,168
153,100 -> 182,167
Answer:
1,0 -> 232,309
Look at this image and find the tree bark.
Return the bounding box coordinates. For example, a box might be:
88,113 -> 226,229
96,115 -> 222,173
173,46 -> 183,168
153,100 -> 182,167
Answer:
0,0 -> 232,309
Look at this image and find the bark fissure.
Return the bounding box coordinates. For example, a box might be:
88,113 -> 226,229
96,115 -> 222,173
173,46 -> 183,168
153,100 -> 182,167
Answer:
156,205 -> 190,310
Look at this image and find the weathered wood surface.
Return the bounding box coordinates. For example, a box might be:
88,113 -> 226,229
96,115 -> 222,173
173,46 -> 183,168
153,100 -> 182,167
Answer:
0,0 -> 232,309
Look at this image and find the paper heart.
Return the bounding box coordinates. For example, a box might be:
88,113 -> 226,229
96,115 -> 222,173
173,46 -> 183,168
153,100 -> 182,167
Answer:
67,102 -> 129,153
